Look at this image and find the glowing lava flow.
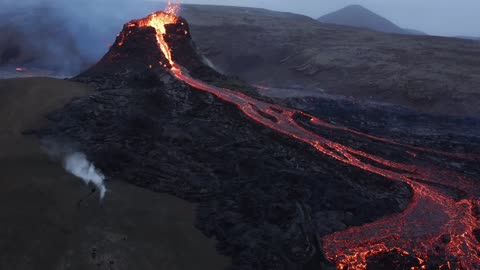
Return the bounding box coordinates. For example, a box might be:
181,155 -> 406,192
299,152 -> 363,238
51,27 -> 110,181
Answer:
123,3 -> 480,269
172,68 -> 480,269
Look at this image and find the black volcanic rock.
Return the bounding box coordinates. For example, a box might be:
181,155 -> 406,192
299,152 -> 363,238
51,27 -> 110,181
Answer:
41,14 -> 480,270
75,15 -> 225,90
166,17 -> 223,80
73,19 -> 170,90
77,26 -> 165,78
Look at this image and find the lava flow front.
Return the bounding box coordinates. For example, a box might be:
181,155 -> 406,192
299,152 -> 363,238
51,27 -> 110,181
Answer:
118,2 -> 480,269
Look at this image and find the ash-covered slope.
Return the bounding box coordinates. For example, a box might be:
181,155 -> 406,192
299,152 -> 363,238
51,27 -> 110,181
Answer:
42,11 -> 480,270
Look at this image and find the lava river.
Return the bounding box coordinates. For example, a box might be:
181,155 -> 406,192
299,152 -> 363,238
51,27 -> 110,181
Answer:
118,3 -> 480,269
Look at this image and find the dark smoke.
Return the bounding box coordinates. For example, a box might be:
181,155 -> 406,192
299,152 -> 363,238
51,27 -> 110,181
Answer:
0,0 -> 168,76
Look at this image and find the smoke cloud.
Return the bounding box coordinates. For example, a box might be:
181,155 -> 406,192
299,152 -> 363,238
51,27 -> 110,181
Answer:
42,141 -> 107,200
0,0 -> 169,75
63,152 -> 107,200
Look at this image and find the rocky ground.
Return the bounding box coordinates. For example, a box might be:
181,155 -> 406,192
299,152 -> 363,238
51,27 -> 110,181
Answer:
38,19 -> 480,269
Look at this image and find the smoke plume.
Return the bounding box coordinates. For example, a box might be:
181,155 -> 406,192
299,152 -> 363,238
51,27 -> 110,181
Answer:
63,152 -> 107,200
42,140 -> 107,200
0,0 -> 169,75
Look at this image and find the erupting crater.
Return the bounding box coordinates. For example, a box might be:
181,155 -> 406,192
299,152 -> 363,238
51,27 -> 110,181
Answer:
76,2 -> 480,269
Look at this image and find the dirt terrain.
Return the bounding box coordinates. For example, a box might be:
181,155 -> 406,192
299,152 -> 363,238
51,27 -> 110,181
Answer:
0,77 -> 228,270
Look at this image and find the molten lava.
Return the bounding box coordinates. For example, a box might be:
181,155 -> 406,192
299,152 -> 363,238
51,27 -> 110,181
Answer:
117,2 -> 480,269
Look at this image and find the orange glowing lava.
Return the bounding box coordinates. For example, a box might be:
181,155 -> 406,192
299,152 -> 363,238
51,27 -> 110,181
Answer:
126,1 -> 179,67
119,3 -> 480,269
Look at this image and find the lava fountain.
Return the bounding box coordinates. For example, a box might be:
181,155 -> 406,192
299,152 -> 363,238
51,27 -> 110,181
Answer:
112,2 -> 480,269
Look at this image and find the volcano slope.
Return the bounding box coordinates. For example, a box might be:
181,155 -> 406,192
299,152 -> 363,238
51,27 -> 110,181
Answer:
180,5 -> 480,117
41,11 -> 480,270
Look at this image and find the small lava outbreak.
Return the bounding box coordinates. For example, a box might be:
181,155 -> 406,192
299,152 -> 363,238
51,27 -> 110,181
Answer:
113,2 -> 480,269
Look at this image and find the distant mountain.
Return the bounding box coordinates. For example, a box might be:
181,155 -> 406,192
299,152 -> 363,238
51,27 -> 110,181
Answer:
317,5 -> 424,35
455,36 -> 480,41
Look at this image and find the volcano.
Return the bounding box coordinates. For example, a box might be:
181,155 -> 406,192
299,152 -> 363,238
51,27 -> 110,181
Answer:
42,3 -> 480,270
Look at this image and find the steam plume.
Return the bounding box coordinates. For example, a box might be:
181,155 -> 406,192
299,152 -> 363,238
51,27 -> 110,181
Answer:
63,152 -> 107,200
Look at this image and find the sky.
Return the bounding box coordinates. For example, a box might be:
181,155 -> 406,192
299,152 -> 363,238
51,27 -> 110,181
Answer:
181,0 -> 480,37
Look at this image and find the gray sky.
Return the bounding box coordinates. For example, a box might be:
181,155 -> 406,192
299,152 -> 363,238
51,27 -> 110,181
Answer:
182,0 -> 479,37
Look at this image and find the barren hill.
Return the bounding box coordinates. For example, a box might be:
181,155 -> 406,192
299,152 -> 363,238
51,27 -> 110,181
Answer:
181,5 -> 480,117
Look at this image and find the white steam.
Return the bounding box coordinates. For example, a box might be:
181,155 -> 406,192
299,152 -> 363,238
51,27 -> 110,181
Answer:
63,152 -> 107,200
41,141 -> 107,201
